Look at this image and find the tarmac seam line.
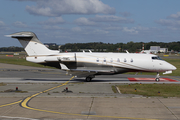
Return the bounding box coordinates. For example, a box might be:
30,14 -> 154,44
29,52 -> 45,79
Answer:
87,97 -> 95,119
157,98 -> 178,119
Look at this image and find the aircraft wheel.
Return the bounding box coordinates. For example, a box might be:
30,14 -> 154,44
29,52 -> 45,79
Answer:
155,78 -> 160,82
86,77 -> 92,82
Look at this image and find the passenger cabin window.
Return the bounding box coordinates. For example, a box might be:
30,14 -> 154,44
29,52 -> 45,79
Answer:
124,58 -> 127,62
96,58 -> 99,62
117,58 -> 120,62
131,58 -> 133,62
104,58 -> 106,62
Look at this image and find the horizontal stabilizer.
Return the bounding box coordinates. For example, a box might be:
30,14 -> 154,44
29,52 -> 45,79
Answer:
5,34 -> 33,38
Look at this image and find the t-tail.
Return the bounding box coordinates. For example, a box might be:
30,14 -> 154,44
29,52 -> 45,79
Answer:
5,32 -> 58,56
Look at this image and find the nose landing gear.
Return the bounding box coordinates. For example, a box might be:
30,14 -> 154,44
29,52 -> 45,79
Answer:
155,72 -> 160,82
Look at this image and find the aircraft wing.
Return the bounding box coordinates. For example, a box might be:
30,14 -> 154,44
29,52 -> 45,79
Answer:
67,69 -> 115,77
60,63 -> 115,77
67,70 -> 96,77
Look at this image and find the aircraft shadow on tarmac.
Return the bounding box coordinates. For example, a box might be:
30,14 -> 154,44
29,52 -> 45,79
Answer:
74,79 -> 128,82
22,78 -> 179,82
23,79 -> 69,82
23,78 -> 128,82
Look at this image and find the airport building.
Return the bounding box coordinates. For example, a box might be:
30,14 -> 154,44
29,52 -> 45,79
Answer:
160,48 -> 168,53
44,43 -> 57,48
150,46 -> 168,53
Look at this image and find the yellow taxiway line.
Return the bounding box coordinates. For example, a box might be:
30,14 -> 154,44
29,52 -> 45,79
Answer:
0,100 -> 22,108
0,76 -> 74,108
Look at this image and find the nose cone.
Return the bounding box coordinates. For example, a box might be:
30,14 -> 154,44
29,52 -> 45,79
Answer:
164,61 -> 177,71
171,65 -> 177,70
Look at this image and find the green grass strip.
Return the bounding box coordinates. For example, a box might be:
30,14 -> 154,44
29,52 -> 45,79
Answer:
115,84 -> 180,98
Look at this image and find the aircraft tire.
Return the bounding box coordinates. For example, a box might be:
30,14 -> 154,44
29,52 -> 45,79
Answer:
155,78 -> 160,82
86,77 -> 92,82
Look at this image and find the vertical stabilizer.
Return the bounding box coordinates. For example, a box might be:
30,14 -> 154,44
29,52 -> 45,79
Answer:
6,32 -> 58,56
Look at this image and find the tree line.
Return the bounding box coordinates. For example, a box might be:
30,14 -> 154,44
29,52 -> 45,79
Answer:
60,41 -> 180,53
0,46 -> 24,52
1,41 -> 180,53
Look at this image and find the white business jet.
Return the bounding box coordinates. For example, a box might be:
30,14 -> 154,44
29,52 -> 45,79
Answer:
6,32 -> 176,82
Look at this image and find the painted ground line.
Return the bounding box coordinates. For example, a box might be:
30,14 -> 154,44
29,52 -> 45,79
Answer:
0,116 -> 38,120
0,100 -> 22,108
116,86 -> 121,94
128,78 -> 179,82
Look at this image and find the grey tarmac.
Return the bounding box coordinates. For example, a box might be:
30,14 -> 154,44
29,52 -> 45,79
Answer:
0,63 -> 180,120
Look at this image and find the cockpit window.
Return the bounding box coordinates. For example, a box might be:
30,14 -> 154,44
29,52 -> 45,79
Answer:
152,56 -> 163,60
152,57 -> 158,60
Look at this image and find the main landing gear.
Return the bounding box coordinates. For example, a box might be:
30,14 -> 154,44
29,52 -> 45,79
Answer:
86,77 -> 92,82
85,75 -> 95,82
155,72 -> 160,82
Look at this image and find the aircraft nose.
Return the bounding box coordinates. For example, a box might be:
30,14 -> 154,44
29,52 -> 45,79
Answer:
172,65 -> 177,70
165,62 -> 177,71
